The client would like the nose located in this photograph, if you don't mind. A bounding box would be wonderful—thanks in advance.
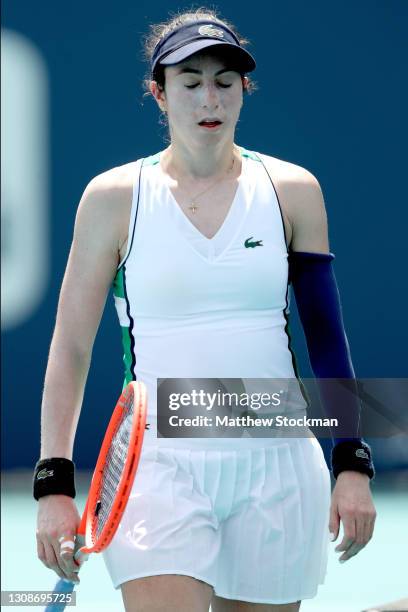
[200,82,220,110]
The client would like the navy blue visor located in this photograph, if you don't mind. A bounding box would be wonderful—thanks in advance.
[151,20,256,77]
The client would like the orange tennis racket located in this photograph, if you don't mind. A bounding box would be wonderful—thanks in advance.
[45,381,147,611]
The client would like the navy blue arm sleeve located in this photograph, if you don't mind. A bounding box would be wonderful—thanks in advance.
[288,250,362,445]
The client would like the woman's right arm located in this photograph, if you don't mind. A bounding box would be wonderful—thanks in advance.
[36,171,130,583]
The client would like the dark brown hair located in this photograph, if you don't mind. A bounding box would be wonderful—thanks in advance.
[142,7,257,96]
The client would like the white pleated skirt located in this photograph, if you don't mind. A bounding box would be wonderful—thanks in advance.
[103,436,332,605]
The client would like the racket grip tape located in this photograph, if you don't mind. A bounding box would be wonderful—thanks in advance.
[43,578,75,612]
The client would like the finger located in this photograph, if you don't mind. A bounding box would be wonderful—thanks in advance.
[338,541,364,562]
[328,505,340,541]
[47,538,77,584]
[58,535,75,565]
[335,515,356,552]
[72,548,89,572]
[43,541,66,580]
[37,539,47,566]
[352,513,375,557]
[71,535,88,572]
[338,513,366,561]
[365,513,376,543]
[355,514,370,552]
[335,536,355,556]
[57,536,80,583]
[355,512,366,545]
[339,510,377,562]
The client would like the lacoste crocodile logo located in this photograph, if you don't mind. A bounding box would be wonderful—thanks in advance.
[198,25,224,38]
[36,468,54,480]
[244,237,263,248]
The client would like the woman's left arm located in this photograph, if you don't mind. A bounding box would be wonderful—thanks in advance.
[277,165,377,563]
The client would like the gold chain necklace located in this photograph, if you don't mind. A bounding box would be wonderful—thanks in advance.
[165,153,236,214]
[187,156,235,214]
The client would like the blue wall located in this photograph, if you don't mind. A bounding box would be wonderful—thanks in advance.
[2,1,407,468]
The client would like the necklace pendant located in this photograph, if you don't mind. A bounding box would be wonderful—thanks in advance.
[189,203,198,213]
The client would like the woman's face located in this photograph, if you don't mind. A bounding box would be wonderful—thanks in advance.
[151,51,247,147]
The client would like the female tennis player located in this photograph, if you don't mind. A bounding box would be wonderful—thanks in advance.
[35,8,377,612]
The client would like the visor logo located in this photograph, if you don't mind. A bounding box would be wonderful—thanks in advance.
[198,25,224,39]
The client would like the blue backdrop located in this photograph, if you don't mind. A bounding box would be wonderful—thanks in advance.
[2,1,407,468]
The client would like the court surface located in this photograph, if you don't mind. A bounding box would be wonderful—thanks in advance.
[2,470,407,612]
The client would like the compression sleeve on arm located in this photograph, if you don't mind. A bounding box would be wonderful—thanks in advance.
[288,250,362,446]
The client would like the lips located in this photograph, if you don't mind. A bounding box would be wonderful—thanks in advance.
[198,120,222,129]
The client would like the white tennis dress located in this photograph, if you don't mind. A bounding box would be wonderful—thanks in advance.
[103,147,332,604]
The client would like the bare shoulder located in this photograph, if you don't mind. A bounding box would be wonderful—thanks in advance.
[258,153,323,204]
[75,161,138,245]
[258,153,329,252]
[83,161,138,208]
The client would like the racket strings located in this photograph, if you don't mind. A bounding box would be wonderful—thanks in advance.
[93,392,135,540]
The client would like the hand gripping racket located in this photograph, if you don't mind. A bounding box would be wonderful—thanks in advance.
[45,381,147,611]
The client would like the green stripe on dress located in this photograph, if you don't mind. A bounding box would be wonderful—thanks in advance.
[121,325,134,387]
[240,147,261,162]
[143,152,161,166]
[113,268,134,386]
[113,267,125,298]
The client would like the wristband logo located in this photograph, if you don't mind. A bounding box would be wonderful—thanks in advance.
[355,449,369,459]
[36,468,54,480]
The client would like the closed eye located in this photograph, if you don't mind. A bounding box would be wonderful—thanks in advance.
[184,82,233,89]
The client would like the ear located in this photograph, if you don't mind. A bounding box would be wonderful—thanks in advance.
[241,76,249,91]
[150,80,167,112]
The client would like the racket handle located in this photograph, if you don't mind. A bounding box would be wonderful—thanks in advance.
[44,577,75,612]
[44,535,89,611]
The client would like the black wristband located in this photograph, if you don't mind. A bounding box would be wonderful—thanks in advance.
[331,439,375,480]
[33,458,76,501]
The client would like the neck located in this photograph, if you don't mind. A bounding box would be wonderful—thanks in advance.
[162,138,240,181]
